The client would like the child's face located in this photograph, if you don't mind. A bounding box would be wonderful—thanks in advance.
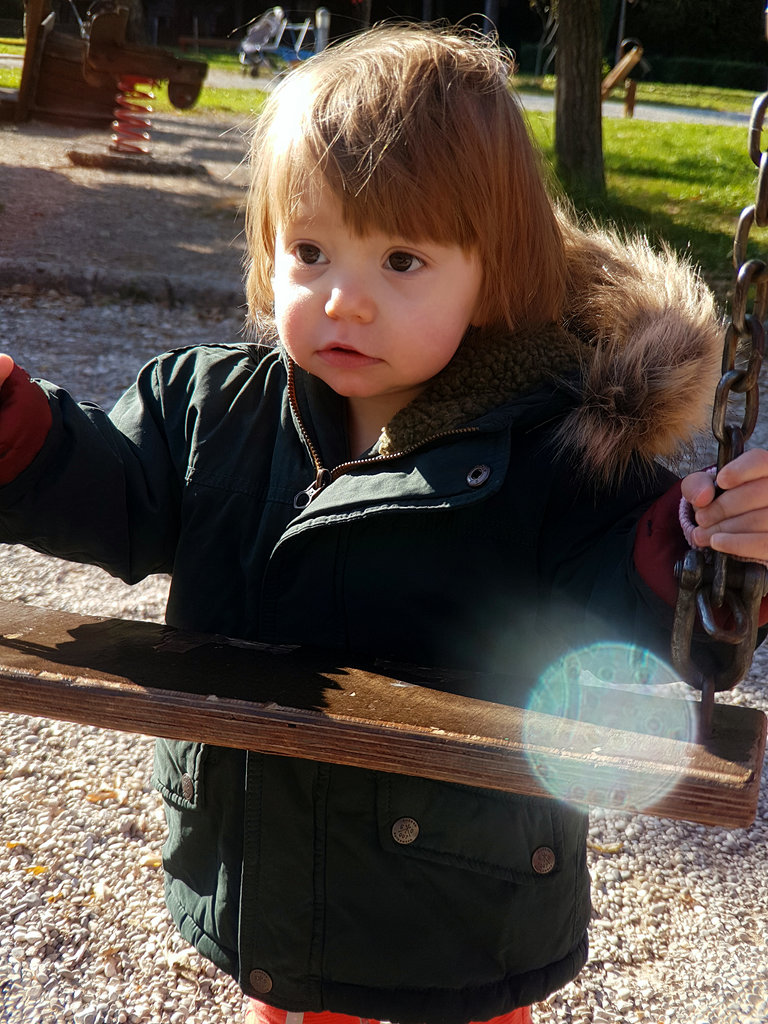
[271,187,483,435]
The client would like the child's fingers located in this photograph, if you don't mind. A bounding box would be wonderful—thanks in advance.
[0,354,15,388]
[692,476,768,529]
[703,530,768,564]
[680,470,716,509]
[714,448,768,490]
[691,505,768,546]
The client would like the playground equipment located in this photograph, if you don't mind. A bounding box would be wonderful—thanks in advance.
[238,6,330,75]
[0,0,206,127]
[0,600,763,829]
[601,37,644,117]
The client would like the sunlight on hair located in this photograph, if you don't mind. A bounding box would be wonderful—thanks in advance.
[523,644,698,813]
[266,72,313,160]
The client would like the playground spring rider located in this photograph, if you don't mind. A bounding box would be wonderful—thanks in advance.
[110,74,156,154]
[80,0,206,156]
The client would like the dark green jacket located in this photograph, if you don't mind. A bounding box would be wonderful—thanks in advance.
[0,320,709,1023]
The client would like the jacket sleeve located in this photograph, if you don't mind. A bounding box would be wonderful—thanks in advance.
[537,453,677,656]
[538,451,766,684]
[0,366,53,484]
[0,358,182,584]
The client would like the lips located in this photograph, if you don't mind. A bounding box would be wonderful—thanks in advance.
[317,344,381,369]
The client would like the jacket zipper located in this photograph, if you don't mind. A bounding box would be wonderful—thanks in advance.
[287,359,479,509]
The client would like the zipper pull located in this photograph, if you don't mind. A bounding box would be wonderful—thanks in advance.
[293,467,332,509]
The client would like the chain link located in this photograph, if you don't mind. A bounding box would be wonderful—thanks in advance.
[671,93,768,735]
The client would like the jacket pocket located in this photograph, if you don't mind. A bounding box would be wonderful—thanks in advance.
[152,739,208,810]
[377,773,567,883]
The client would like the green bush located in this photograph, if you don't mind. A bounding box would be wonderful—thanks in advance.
[642,56,767,92]
[512,42,539,75]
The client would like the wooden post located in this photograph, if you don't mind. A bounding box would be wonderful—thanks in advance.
[624,79,637,118]
[15,0,53,121]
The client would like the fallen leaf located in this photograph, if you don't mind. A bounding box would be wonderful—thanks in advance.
[85,789,119,803]
[587,840,624,855]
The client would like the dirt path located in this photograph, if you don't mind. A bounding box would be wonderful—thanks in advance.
[1,110,252,305]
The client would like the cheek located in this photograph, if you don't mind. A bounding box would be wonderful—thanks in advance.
[271,270,295,324]
[272,286,315,349]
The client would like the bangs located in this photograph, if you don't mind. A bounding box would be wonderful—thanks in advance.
[266,142,477,249]
[255,55,492,248]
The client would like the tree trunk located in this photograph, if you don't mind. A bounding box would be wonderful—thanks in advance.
[554,0,605,198]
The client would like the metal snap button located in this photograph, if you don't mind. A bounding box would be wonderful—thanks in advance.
[467,464,491,487]
[181,773,194,802]
[392,816,420,845]
[249,969,273,993]
[531,846,556,875]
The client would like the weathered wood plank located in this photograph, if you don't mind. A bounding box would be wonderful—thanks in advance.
[0,600,763,828]
[16,0,53,121]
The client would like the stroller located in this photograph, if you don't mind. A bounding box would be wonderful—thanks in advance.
[238,7,315,75]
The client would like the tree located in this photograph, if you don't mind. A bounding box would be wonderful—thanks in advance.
[554,0,605,198]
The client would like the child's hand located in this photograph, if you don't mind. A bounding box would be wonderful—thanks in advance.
[681,449,768,563]
[0,354,15,389]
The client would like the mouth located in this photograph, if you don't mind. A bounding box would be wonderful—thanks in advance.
[317,344,381,368]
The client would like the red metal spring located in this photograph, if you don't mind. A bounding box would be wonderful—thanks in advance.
[110,76,157,155]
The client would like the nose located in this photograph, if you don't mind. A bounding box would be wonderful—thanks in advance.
[324,276,376,323]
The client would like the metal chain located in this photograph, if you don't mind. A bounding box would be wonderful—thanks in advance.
[670,92,768,739]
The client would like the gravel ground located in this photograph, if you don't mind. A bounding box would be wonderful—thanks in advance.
[1,290,768,1024]
[0,294,246,1024]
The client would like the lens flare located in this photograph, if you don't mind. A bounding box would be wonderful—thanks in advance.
[522,643,698,813]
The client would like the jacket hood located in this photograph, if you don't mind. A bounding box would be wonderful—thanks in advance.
[381,225,723,485]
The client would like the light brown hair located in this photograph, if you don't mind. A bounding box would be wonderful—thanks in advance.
[245,23,567,332]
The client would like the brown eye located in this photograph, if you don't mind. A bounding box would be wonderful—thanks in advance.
[296,244,323,264]
[387,251,420,272]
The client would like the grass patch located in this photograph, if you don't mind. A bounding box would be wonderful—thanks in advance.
[152,80,266,118]
[0,66,20,88]
[528,111,753,303]
[632,81,755,116]
[169,46,243,71]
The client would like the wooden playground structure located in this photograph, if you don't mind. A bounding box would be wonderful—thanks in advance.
[0,0,206,126]
[601,38,644,117]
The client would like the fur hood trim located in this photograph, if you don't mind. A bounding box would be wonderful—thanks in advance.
[380,226,723,486]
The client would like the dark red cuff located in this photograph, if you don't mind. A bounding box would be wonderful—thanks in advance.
[0,365,52,485]
[634,480,768,627]
[633,481,687,608]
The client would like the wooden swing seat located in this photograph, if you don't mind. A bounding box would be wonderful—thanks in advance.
[0,599,763,829]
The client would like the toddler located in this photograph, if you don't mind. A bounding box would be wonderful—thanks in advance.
[1,23,767,1024]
